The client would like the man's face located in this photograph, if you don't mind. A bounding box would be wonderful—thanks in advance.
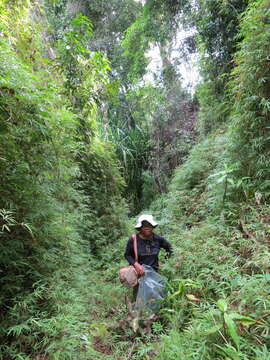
[140,221,153,236]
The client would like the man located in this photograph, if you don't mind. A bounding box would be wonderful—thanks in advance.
[124,214,172,276]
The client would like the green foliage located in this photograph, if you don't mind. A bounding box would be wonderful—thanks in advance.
[227,0,270,198]
[150,200,270,359]
[196,78,231,135]
[0,1,128,358]
[120,0,198,203]
[141,170,158,207]
[121,0,190,82]
[106,121,151,213]
[0,30,92,358]
[147,63,270,357]
[2,0,270,359]
[83,0,142,73]
[78,138,127,255]
[121,13,151,82]
[196,0,249,71]
[53,11,128,252]
[195,0,249,134]
[56,13,111,116]
[169,134,225,194]
[0,0,44,66]
[149,81,198,193]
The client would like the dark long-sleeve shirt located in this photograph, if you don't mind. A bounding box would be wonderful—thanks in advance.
[124,233,172,270]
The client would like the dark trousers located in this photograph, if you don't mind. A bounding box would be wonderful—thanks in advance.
[133,284,139,302]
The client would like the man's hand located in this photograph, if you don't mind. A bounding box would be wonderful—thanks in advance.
[133,262,145,276]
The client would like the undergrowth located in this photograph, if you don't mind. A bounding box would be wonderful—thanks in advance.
[94,132,270,359]
[144,131,270,359]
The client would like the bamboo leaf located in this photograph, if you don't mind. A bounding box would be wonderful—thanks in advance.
[203,323,222,336]
[224,313,240,350]
[217,299,228,312]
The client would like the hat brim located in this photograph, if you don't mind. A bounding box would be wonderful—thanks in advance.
[134,221,158,229]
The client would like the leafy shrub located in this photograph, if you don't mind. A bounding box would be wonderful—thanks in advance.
[0,2,128,359]
[227,0,270,199]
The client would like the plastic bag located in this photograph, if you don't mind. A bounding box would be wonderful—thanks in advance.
[135,265,167,313]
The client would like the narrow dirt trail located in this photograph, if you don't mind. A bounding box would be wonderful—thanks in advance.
[85,271,162,359]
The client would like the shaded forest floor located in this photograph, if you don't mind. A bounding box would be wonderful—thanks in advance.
[83,271,163,360]
[86,158,270,359]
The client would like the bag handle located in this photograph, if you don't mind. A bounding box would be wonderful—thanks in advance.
[131,234,138,263]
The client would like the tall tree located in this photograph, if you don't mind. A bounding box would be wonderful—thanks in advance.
[122,0,198,192]
[195,0,249,133]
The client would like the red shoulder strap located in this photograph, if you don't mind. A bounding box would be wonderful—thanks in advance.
[131,234,138,262]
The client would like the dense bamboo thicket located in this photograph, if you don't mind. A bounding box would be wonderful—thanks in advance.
[0,1,127,358]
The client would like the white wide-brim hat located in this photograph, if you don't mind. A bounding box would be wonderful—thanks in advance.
[135,214,158,229]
